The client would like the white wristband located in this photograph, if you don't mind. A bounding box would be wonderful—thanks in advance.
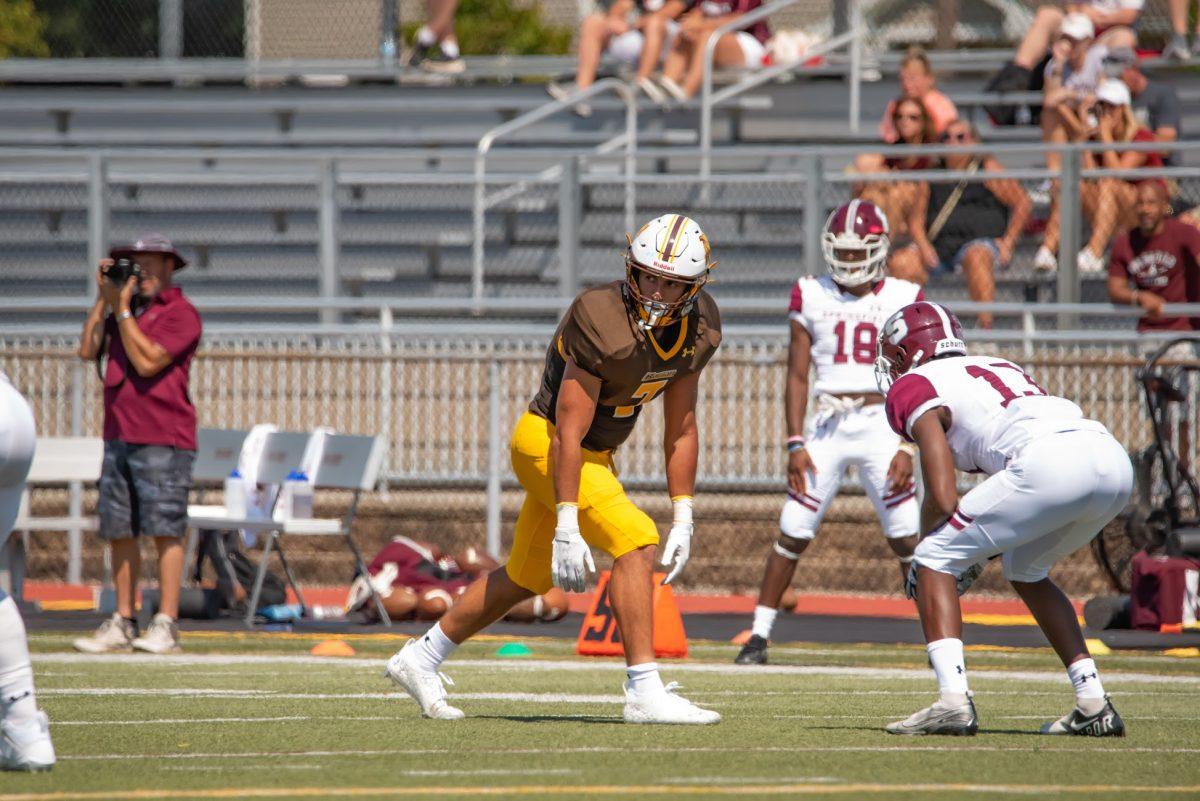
[897,441,916,456]
[555,502,579,529]
[671,496,694,526]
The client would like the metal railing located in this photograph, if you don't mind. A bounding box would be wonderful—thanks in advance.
[4,319,1197,574]
[699,0,863,184]
[473,77,637,308]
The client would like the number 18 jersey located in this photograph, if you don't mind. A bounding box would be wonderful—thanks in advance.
[885,355,1109,476]
[789,275,924,395]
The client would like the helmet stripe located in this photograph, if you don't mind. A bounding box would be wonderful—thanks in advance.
[929,302,955,339]
[843,199,860,235]
[660,214,687,262]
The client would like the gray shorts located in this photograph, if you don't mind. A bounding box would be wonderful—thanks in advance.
[99,441,195,540]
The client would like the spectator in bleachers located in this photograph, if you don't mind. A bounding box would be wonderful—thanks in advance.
[1165,0,1200,59]
[851,96,939,241]
[549,0,694,114]
[1108,179,1200,330]
[878,47,958,142]
[1106,47,1182,163]
[983,1,1141,114]
[656,0,769,100]
[1040,79,1164,273]
[407,0,463,74]
[1041,13,1108,175]
[888,120,1032,330]
[73,235,201,656]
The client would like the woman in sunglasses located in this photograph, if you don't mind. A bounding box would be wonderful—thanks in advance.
[888,120,1032,330]
[851,96,939,240]
[1040,79,1165,274]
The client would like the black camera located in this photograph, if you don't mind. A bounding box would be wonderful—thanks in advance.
[104,257,141,285]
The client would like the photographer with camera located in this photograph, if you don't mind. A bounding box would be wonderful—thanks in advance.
[74,234,202,655]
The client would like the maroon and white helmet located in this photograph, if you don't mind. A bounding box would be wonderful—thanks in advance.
[821,199,890,287]
[875,301,967,391]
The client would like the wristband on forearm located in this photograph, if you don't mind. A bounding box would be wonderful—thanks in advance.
[786,434,806,453]
[555,502,579,530]
[897,441,916,456]
[1130,288,1140,307]
[670,495,694,526]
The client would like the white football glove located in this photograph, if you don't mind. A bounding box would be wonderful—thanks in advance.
[904,561,984,600]
[660,497,694,585]
[551,503,595,593]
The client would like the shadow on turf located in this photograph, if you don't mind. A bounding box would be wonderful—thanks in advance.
[474,714,624,724]
[808,725,1044,737]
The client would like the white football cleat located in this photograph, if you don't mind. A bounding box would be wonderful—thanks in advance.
[383,639,464,720]
[885,693,978,736]
[1,711,55,772]
[623,681,721,725]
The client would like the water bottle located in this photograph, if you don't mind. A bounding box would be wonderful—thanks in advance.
[259,603,302,622]
[281,470,313,519]
[224,468,246,518]
[310,605,344,620]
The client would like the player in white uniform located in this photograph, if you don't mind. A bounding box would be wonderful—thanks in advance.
[877,301,1130,737]
[735,200,923,665]
[0,372,55,770]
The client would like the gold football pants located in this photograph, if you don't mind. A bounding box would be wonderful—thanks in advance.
[505,412,659,594]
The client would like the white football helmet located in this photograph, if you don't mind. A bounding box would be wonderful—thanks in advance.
[821,199,890,287]
[624,213,715,329]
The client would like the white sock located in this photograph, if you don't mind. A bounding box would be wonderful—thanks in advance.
[416,26,436,46]
[626,662,665,696]
[927,637,969,698]
[750,605,777,640]
[1068,657,1105,701]
[411,622,456,673]
[0,595,38,726]
[440,38,460,59]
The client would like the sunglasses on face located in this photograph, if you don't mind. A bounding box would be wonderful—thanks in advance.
[940,131,969,142]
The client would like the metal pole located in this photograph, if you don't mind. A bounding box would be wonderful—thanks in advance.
[1057,149,1081,329]
[159,0,183,60]
[472,153,487,311]
[318,159,338,327]
[558,157,581,300]
[380,0,398,68]
[87,154,108,275]
[803,153,823,275]
[377,305,393,499]
[68,361,84,585]
[624,93,637,235]
[848,0,862,134]
[485,360,502,558]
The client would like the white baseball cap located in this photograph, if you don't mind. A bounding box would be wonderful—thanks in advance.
[1059,12,1095,41]
[1095,79,1132,107]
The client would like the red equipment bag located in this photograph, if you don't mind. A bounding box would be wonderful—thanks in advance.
[1130,551,1200,630]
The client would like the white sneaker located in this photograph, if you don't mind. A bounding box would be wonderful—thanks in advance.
[623,681,721,725]
[655,75,690,102]
[72,613,135,654]
[885,693,978,736]
[1,711,55,772]
[636,75,669,107]
[384,639,464,720]
[546,81,591,118]
[1033,245,1057,273]
[1077,248,1106,274]
[131,613,181,654]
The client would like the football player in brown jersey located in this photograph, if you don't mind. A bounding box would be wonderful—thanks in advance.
[386,213,722,724]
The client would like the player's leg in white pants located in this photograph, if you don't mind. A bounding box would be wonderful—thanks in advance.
[0,378,54,771]
[854,407,920,585]
[747,424,850,643]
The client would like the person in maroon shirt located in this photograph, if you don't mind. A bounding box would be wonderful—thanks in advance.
[74,234,201,656]
[1107,180,1200,334]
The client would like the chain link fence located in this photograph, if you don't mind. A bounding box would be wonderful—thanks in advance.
[4,331,1192,595]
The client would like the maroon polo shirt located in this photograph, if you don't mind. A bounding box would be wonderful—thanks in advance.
[103,286,202,450]
[1108,218,1200,333]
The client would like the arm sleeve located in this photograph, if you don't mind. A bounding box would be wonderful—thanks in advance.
[558,300,606,377]
[149,304,202,362]
[885,373,943,442]
[1107,234,1131,280]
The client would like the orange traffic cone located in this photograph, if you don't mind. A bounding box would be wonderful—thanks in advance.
[576,570,688,658]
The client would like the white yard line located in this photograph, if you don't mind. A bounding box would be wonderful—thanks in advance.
[30,653,1200,686]
[57,744,1200,763]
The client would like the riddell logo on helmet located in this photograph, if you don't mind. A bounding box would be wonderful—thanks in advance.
[652,260,677,272]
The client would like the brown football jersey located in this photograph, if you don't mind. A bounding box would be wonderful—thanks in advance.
[529,280,722,452]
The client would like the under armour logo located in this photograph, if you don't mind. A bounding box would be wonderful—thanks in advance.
[3,690,31,704]
[1083,672,1098,681]
[955,665,964,674]
[681,346,696,358]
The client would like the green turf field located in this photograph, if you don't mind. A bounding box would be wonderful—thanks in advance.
[6,632,1200,799]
